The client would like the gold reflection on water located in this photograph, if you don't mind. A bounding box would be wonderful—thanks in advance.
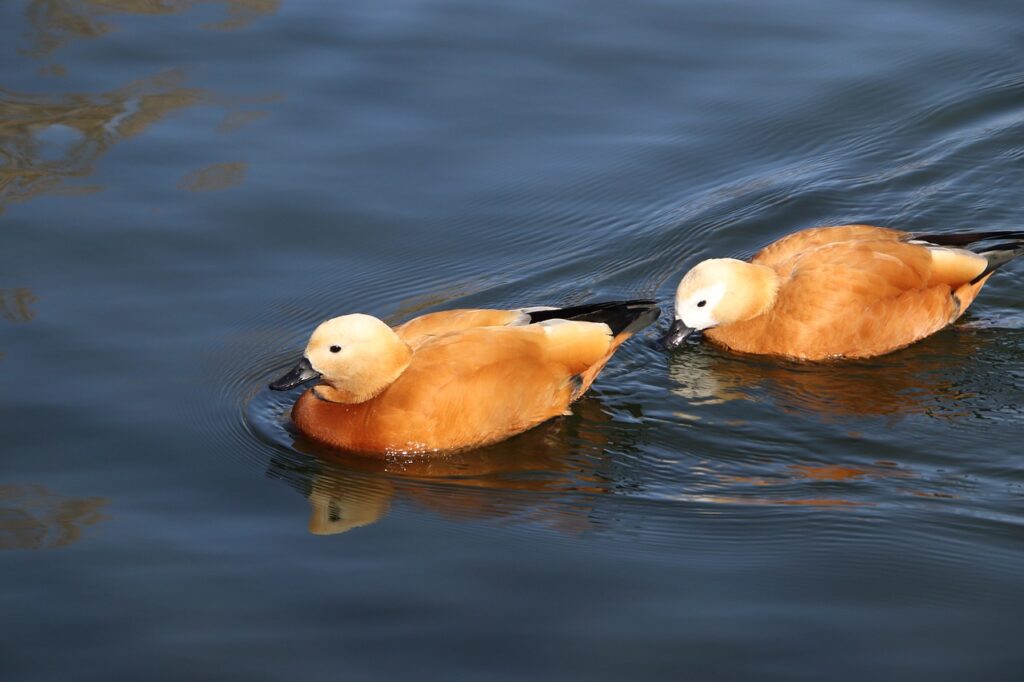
[307,474,392,536]
[668,330,986,420]
[0,71,203,212]
[0,288,38,323]
[688,494,861,508]
[302,467,600,537]
[283,397,624,535]
[22,0,280,58]
[0,484,108,550]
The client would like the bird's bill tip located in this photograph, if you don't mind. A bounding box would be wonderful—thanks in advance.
[269,357,322,390]
[660,319,696,350]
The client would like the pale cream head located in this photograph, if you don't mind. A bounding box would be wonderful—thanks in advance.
[673,258,780,330]
[304,314,412,403]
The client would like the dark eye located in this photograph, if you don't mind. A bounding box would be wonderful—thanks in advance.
[329,345,341,353]
[697,300,707,308]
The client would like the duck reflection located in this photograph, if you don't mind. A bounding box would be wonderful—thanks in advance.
[0,288,38,324]
[694,461,921,507]
[0,71,204,212]
[0,484,107,550]
[668,327,990,420]
[266,396,642,535]
[22,0,280,58]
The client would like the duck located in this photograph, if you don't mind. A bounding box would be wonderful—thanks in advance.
[269,300,659,456]
[662,224,1024,360]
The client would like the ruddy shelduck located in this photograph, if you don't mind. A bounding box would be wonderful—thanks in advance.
[270,300,659,456]
[663,225,1024,360]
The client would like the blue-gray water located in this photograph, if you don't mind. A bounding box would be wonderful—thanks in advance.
[3,1,1024,679]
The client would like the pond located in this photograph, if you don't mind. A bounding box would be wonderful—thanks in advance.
[2,0,1023,678]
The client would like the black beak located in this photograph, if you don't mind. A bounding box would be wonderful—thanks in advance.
[269,357,321,391]
[660,319,696,350]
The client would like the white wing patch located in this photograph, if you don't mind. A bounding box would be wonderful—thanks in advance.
[539,318,613,335]
[510,306,559,326]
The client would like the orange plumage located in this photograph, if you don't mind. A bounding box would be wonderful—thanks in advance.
[665,225,1024,360]
[271,301,659,456]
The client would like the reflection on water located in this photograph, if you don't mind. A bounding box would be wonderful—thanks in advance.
[293,395,621,489]
[0,71,202,211]
[0,70,274,212]
[0,287,37,323]
[306,472,391,535]
[21,0,280,58]
[254,382,950,531]
[4,0,282,211]
[0,484,107,550]
[260,396,631,535]
[667,328,991,420]
[697,461,920,508]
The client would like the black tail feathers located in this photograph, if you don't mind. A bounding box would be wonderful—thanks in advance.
[971,242,1024,283]
[909,229,1024,248]
[526,299,661,336]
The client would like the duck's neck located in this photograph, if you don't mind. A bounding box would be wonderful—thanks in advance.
[742,263,780,320]
[715,261,780,324]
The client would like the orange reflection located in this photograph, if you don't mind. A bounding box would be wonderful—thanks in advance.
[789,464,870,481]
[0,484,108,549]
[278,396,632,535]
[668,329,987,420]
[0,70,273,211]
[0,71,202,212]
[0,288,38,323]
[21,0,280,58]
[690,495,861,507]
[695,458,937,508]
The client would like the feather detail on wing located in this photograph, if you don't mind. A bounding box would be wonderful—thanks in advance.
[394,309,526,348]
[752,225,906,269]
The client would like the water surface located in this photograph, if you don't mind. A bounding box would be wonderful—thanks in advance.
[3,1,1024,679]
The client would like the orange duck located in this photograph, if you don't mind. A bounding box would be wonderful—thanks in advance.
[662,225,1024,360]
[270,300,659,456]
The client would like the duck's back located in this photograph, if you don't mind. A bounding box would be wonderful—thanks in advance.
[394,308,526,349]
[751,225,905,270]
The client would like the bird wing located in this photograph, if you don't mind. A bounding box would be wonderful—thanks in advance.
[769,239,958,358]
[370,322,613,450]
[393,308,529,348]
[752,224,906,271]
